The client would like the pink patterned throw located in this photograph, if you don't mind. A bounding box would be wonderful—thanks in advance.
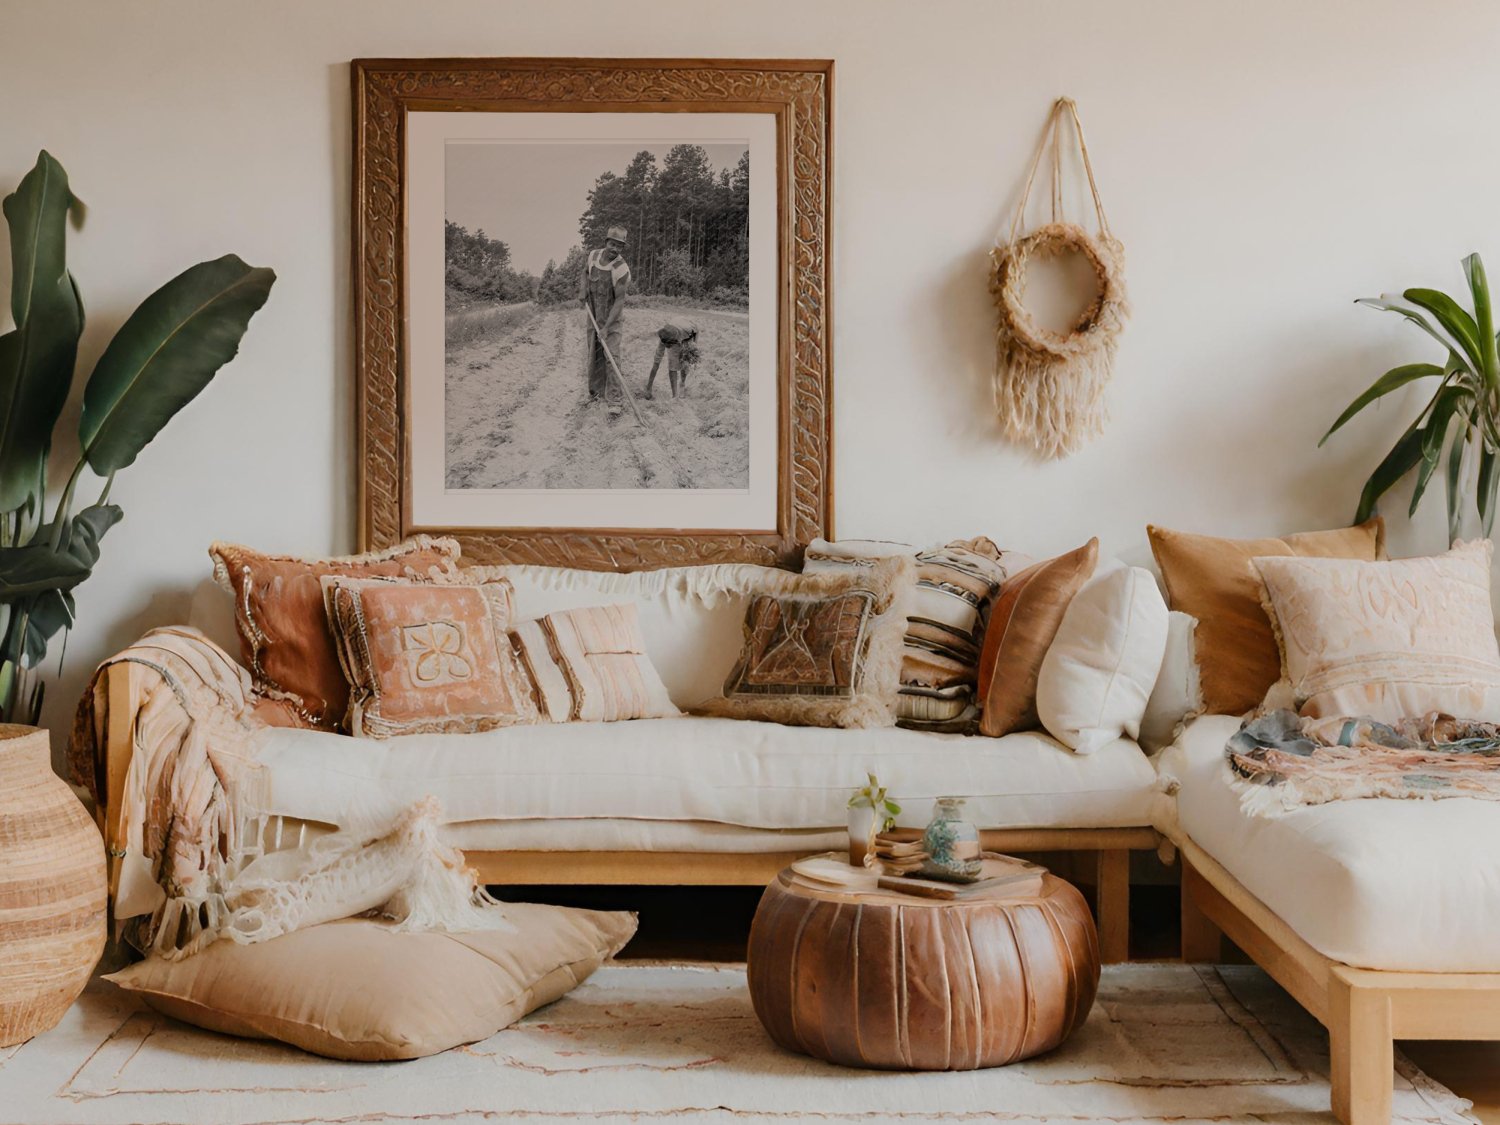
[1226,709,1500,816]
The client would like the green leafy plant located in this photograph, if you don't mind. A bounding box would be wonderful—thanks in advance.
[1323,253,1500,543]
[847,772,901,832]
[0,151,274,724]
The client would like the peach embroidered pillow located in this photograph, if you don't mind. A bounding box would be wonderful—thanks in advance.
[1254,540,1500,722]
[510,603,679,723]
[323,575,539,738]
[210,537,461,729]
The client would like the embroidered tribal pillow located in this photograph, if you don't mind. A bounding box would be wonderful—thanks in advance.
[803,538,1023,731]
[322,574,539,738]
[211,537,461,730]
[702,555,915,729]
[1147,518,1385,716]
[510,603,679,723]
[1254,539,1500,723]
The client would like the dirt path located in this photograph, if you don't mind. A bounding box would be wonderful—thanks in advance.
[445,303,749,491]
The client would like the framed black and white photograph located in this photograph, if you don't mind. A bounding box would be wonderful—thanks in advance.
[353,58,833,569]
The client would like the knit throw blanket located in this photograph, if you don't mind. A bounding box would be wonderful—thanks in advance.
[1226,708,1500,816]
[70,627,510,960]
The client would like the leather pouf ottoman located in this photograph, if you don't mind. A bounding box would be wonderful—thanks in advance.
[747,866,1099,1070]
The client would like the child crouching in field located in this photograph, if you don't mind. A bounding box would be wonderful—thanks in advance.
[645,321,700,400]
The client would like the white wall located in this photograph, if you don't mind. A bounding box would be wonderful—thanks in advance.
[2,0,1497,746]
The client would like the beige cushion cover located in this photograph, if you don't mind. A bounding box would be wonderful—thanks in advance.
[1255,539,1500,722]
[977,539,1099,737]
[1147,519,1385,716]
[105,904,637,1061]
[510,603,679,723]
[323,575,539,738]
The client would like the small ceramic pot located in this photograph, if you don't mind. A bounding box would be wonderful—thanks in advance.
[921,796,983,882]
[847,805,878,867]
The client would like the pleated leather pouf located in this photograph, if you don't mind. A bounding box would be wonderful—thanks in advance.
[748,868,1100,1070]
[0,724,106,1046]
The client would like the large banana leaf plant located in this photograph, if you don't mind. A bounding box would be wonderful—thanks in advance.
[0,151,274,725]
[1323,253,1500,545]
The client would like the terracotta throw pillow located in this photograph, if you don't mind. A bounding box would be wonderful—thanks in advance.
[1147,518,1385,716]
[977,539,1099,738]
[700,555,915,729]
[104,904,637,1061]
[510,603,679,723]
[1255,540,1500,722]
[322,575,539,738]
[210,537,461,729]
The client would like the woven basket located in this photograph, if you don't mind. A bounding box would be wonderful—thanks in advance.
[0,724,106,1046]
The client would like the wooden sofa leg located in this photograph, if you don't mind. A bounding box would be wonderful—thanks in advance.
[1328,968,1393,1125]
[1179,858,1224,963]
[1094,848,1129,964]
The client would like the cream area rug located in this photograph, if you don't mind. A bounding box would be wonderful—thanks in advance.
[0,963,1474,1124]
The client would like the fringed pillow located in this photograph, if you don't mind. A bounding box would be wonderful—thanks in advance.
[210,537,461,730]
[322,574,539,738]
[699,555,916,729]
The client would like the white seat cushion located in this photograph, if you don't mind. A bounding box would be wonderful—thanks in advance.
[1158,714,1500,972]
[249,717,1158,834]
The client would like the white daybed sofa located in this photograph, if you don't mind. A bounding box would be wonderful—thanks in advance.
[96,562,1163,963]
[1159,714,1500,1125]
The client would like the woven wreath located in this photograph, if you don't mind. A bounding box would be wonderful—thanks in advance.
[991,100,1130,460]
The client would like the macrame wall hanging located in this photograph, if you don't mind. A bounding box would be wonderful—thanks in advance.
[990,97,1129,460]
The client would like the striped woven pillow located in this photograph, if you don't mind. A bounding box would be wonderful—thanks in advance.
[803,538,1026,732]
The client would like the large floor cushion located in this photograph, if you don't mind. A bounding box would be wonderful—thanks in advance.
[1158,715,1500,972]
[249,717,1159,834]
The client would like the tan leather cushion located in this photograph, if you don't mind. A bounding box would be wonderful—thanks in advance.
[105,904,637,1061]
[977,539,1099,737]
[210,537,461,730]
[323,575,540,737]
[1147,518,1385,716]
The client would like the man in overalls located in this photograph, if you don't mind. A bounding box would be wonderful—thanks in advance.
[579,226,631,416]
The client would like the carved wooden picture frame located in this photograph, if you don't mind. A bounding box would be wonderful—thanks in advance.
[352,58,832,569]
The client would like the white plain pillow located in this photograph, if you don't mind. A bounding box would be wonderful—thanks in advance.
[1138,611,1202,752]
[1036,564,1169,754]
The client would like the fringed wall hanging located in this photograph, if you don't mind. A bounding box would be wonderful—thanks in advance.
[990,97,1129,460]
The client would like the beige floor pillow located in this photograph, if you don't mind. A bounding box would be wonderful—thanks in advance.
[105,903,636,1061]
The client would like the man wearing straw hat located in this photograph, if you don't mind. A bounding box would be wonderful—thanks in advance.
[579,225,632,417]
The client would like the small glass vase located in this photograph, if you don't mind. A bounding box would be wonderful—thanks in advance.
[921,797,983,882]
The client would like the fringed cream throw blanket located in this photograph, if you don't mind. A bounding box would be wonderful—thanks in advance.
[1226,708,1500,816]
[70,627,510,960]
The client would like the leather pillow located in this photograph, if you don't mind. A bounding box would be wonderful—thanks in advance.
[977,539,1099,738]
[1147,518,1385,716]
[323,574,540,738]
[210,537,461,730]
[104,904,637,1061]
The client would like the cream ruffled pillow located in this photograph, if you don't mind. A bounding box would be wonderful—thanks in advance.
[1254,540,1500,722]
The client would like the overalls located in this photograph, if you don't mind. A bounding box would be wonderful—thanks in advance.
[584,260,623,405]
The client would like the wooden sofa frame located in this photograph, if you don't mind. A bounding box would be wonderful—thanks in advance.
[99,661,1156,963]
[1179,835,1500,1125]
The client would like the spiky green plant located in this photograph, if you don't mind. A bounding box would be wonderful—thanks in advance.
[1323,253,1500,544]
[0,151,274,724]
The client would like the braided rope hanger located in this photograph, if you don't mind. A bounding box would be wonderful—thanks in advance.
[990,97,1129,461]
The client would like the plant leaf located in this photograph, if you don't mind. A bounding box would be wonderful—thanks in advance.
[1481,447,1500,536]
[1320,363,1443,445]
[0,542,91,598]
[1410,387,1469,517]
[1462,253,1499,389]
[0,151,84,512]
[1358,295,1474,370]
[1446,414,1470,544]
[1404,287,1484,372]
[79,254,274,474]
[1355,421,1426,524]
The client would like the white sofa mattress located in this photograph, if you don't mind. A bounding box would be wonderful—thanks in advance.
[1158,715,1500,972]
[250,716,1157,834]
